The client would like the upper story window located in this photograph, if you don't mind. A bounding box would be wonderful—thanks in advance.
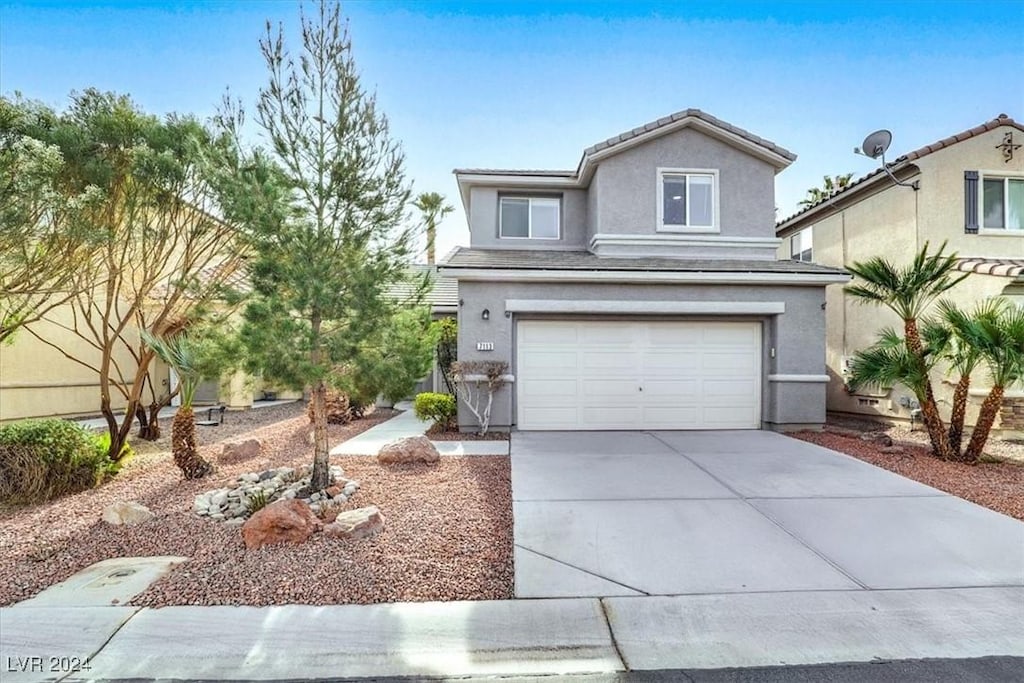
[499,196,561,239]
[657,168,717,232]
[791,226,813,262]
[982,176,1024,231]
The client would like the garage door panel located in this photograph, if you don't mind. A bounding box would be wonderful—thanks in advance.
[517,320,761,430]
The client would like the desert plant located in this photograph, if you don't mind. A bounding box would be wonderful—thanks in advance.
[245,488,269,516]
[451,361,510,435]
[0,419,114,503]
[307,388,353,425]
[414,392,457,430]
[142,330,215,479]
[845,242,969,459]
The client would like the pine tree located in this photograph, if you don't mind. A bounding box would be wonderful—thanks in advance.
[218,0,425,490]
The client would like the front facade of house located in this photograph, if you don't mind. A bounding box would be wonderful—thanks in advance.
[776,114,1024,434]
[440,109,849,432]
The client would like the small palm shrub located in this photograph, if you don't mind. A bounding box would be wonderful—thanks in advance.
[245,489,270,516]
[414,392,457,431]
[0,419,116,503]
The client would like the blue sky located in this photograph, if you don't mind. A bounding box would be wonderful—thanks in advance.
[2,1,1022,260]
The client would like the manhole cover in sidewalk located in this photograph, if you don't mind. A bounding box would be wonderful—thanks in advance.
[12,556,188,607]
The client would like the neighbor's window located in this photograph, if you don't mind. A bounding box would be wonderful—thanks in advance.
[982,176,1024,231]
[791,226,813,262]
[499,197,560,239]
[658,170,716,231]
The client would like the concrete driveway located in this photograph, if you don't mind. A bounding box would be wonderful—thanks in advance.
[512,430,1024,598]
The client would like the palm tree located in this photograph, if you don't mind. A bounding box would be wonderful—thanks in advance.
[845,242,969,459]
[412,192,454,265]
[798,173,854,207]
[142,331,214,479]
[847,328,937,403]
[949,301,1024,462]
[927,301,989,456]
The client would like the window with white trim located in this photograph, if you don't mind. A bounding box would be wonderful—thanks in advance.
[499,196,560,239]
[790,226,813,262]
[657,170,716,231]
[982,176,1024,231]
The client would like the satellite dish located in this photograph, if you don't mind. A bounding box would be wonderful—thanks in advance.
[852,128,918,191]
[854,129,892,159]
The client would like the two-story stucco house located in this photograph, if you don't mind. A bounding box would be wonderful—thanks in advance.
[439,109,849,433]
[776,114,1024,434]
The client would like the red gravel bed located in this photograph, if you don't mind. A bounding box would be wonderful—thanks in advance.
[426,423,509,441]
[792,431,1024,521]
[0,411,513,606]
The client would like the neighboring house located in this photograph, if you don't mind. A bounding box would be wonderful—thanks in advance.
[440,109,849,432]
[776,114,1024,433]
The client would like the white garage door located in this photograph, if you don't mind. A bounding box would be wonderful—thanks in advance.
[516,320,761,430]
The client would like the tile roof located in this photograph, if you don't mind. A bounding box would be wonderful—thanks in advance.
[386,264,459,310]
[453,109,795,181]
[581,108,796,163]
[778,114,1023,229]
[953,257,1024,279]
[439,247,846,275]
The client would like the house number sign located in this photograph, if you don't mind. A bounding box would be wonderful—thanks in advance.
[476,342,495,351]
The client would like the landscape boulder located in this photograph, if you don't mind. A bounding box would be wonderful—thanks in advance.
[323,506,385,540]
[377,436,440,465]
[241,499,321,550]
[860,432,894,447]
[220,439,263,464]
[102,502,155,526]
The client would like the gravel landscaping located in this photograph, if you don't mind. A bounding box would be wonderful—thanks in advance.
[0,408,513,607]
[792,429,1024,521]
[426,423,510,441]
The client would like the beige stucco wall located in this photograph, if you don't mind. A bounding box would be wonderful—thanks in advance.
[0,301,168,423]
[778,124,1024,428]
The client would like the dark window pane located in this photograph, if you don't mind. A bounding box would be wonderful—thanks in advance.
[500,198,529,237]
[983,178,1005,229]
[663,177,686,225]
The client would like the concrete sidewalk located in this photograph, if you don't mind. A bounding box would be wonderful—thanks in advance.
[2,588,1021,682]
[331,404,509,456]
[74,399,298,431]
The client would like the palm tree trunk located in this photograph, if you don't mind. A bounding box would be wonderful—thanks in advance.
[904,319,954,460]
[964,385,1004,463]
[948,374,971,459]
[172,407,212,479]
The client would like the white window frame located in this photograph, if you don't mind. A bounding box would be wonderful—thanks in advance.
[498,196,562,240]
[790,226,813,262]
[656,167,720,234]
[979,171,1024,235]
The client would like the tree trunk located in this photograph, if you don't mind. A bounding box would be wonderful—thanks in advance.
[172,406,212,479]
[948,374,971,459]
[964,385,1004,464]
[135,403,163,441]
[426,224,435,265]
[309,379,330,490]
[904,319,953,460]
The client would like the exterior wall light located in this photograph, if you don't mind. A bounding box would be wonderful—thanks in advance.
[481,308,490,320]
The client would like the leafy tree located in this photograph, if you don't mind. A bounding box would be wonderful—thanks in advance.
[799,173,854,207]
[0,96,101,343]
[7,90,245,460]
[142,328,235,479]
[845,243,968,460]
[412,191,453,264]
[217,0,426,490]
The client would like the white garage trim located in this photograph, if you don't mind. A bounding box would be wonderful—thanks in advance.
[768,374,830,383]
[445,268,851,286]
[516,320,762,431]
[505,299,786,315]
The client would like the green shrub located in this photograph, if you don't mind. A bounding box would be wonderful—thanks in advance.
[0,419,116,503]
[414,392,457,430]
[91,432,134,472]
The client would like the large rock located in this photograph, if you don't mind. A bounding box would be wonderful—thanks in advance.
[323,506,385,540]
[377,436,440,465]
[102,502,154,526]
[241,499,321,550]
[220,439,262,464]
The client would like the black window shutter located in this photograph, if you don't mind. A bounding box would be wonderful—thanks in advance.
[964,170,979,233]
